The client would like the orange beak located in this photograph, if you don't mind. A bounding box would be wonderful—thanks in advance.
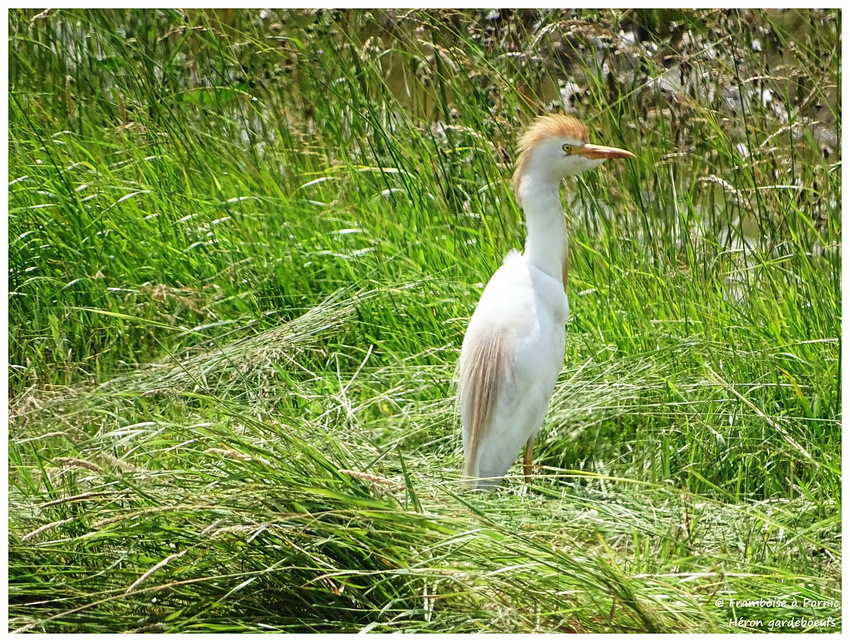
[576,143,636,160]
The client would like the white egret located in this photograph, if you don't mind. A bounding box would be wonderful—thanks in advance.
[460,114,634,490]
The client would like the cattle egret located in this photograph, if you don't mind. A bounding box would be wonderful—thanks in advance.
[460,114,634,490]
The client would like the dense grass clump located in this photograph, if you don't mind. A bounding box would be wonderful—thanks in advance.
[9,8,840,633]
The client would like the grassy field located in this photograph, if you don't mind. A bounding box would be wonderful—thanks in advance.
[8,8,841,633]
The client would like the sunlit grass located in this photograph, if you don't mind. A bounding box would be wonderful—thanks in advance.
[8,8,840,633]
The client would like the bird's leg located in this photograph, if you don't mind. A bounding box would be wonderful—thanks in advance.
[523,437,534,484]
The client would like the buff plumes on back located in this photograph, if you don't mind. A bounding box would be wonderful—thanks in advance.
[459,330,507,484]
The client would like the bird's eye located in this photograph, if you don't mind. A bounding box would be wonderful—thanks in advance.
[562,144,572,154]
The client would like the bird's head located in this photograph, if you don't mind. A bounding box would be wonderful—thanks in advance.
[511,114,635,194]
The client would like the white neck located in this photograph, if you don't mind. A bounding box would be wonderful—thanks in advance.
[514,173,568,286]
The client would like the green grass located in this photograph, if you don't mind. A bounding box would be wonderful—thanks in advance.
[8,8,841,633]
